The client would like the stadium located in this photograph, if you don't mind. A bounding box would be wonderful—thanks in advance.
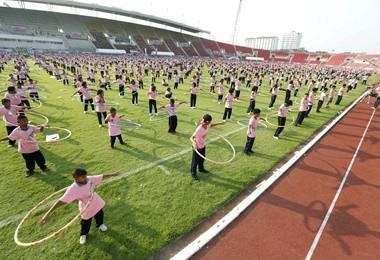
[0,0,379,259]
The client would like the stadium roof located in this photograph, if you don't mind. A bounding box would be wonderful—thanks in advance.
[8,0,209,34]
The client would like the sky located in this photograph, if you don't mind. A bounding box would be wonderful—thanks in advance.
[2,0,380,53]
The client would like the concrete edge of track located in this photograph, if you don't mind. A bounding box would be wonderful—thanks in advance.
[170,93,366,260]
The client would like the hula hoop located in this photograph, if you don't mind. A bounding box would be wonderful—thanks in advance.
[76,95,119,107]
[14,188,94,247]
[30,99,42,109]
[236,119,268,130]
[34,127,72,143]
[26,111,49,126]
[117,119,141,129]
[193,132,235,164]
[149,111,168,122]
[264,111,295,127]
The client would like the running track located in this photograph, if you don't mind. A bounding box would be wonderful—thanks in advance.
[192,102,380,259]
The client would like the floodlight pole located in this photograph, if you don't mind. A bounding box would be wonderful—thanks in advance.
[231,0,242,45]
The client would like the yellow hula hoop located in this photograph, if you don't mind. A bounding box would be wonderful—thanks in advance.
[14,187,94,247]
[264,111,295,128]
[193,133,236,164]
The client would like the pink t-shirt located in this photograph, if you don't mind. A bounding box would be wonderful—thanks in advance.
[217,83,224,95]
[278,104,289,117]
[190,86,198,95]
[165,104,178,116]
[105,114,122,136]
[59,175,105,220]
[192,124,210,149]
[225,93,234,108]
[4,92,22,105]
[250,91,257,100]
[235,81,242,91]
[129,84,139,92]
[148,91,158,100]
[95,96,106,112]
[299,97,308,111]
[308,92,316,105]
[338,87,345,96]
[8,125,41,153]
[247,116,259,138]
[0,105,23,126]
[78,87,92,100]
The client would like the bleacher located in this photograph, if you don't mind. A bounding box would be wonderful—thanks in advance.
[290,53,309,64]
[235,45,253,57]
[216,41,236,56]
[201,38,223,57]
[171,32,199,57]
[271,51,290,62]
[253,49,271,60]
[324,54,355,66]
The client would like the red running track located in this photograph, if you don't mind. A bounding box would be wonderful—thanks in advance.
[192,102,380,259]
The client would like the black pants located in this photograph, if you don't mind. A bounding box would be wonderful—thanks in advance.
[20,99,31,108]
[210,85,215,92]
[174,82,178,89]
[274,116,286,137]
[119,85,125,96]
[63,79,69,85]
[223,107,232,120]
[97,112,107,125]
[110,134,124,147]
[294,111,307,126]
[191,147,205,177]
[246,100,255,113]
[285,89,291,101]
[316,100,324,112]
[6,126,17,145]
[21,150,47,171]
[84,98,95,111]
[138,80,144,89]
[335,95,343,105]
[132,92,138,104]
[168,115,177,133]
[234,90,240,99]
[80,209,104,236]
[294,89,299,97]
[268,94,277,108]
[149,99,157,114]
[190,94,197,107]
[244,136,255,153]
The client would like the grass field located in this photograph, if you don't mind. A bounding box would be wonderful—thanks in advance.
[0,59,378,259]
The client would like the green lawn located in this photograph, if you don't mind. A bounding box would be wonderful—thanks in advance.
[0,59,378,259]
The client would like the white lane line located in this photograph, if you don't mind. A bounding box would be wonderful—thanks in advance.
[158,165,171,175]
[0,126,244,228]
[305,109,376,260]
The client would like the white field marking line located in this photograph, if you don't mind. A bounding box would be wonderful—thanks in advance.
[170,93,367,260]
[0,126,245,228]
[158,165,171,175]
[305,108,376,260]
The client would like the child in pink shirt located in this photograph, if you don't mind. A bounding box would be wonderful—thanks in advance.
[190,114,224,180]
[0,98,25,147]
[217,79,225,104]
[244,108,261,155]
[71,81,96,114]
[105,107,125,149]
[39,168,119,245]
[95,90,107,128]
[294,93,309,126]
[246,87,257,114]
[147,85,158,115]
[223,88,234,121]
[0,114,49,177]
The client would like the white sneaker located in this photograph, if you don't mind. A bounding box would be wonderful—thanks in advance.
[98,224,108,232]
[99,124,102,128]
[79,235,86,244]
[83,111,87,114]
[222,120,226,122]
[273,136,279,140]
[7,144,14,148]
